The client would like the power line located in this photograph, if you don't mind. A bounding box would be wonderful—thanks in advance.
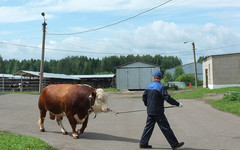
[197,43,240,52]
[0,40,192,55]
[0,41,41,49]
[1,40,240,55]
[46,0,173,36]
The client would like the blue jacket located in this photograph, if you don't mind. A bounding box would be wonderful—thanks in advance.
[143,81,180,115]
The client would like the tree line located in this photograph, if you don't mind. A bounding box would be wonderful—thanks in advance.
[0,54,182,75]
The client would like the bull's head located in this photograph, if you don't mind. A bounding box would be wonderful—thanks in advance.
[92,88,110,113]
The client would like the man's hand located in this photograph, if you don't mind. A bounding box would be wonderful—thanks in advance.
[178,102,183,107]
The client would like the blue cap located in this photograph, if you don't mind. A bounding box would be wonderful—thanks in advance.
[153,71,163,77]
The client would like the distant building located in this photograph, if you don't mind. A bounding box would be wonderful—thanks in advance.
[116,61,160,90]
[0,70,115,92]
[165,62,203,80]
[202,53,240,89]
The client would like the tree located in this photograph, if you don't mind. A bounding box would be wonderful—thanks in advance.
[83,61,90,74]
[5,59,18,74]
[161,56,182,72]
[12,61,21,73]
[197,56,209,63]
[0,54,183,75]
[163,72,173,83]
[174,66,184,80]
[176,74,200,86]
[0,55,5,73]
[21,59,30,71]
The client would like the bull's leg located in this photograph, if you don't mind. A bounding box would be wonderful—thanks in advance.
[66,115,78,139]
[77,115,89,135]
[38,108,47,132]
[56,117,68,135]
[49,112,55,120]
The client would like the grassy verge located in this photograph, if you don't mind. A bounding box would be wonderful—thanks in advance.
[103,88,119,92]
[0,132,56,150]
[171,86,240,99]
[207,93,240,116]
[0,91,40,95]
[170,87,240,116]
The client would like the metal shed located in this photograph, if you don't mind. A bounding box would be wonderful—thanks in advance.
[165,62,203,80]
[116,61,160,90]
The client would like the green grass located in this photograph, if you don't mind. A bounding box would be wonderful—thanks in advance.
[171,86,240,99]
[207,100,240,115]
[0,132,56,150]
[0,91,40,95]
[207,93,240,115]
[103,88,119,92]
[171,87,240,116]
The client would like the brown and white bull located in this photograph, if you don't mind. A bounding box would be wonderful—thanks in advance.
[37,84,110,139]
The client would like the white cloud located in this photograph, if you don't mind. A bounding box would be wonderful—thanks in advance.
[1,0,240,23]
[1,19,240,64]
[181,0,240,8]
[0,40,41,60]
[1,0,240,65]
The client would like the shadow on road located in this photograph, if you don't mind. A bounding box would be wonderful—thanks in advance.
[181,148,214,150]
[152,148,213,150]
[80,132,139,143]
[0,93,8,96]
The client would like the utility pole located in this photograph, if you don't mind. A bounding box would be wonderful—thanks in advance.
[192,42,198,88]
[184,41,198,88]
[39,12,47,93]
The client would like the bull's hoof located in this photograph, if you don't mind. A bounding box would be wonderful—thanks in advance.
[72,134,79,139]
[40,128,45,132]
[62,131,68,135]
[77,129,84,135]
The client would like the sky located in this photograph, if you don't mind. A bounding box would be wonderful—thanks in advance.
[0,0,240,65]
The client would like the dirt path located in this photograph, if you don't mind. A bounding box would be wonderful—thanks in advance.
[0,92,239,150]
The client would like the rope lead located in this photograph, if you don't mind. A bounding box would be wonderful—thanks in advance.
[110,106,176,116]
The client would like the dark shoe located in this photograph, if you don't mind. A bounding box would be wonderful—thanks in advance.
[139,145,152,149]
[172,142,184,150]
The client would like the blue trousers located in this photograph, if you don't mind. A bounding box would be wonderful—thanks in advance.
[140,114,179,148]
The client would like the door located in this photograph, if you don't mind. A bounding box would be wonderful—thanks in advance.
[205,69,208,88]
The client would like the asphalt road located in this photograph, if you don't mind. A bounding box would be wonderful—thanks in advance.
[0,92,240,150]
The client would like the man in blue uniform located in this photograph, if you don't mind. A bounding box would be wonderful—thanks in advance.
[139,71,184,150]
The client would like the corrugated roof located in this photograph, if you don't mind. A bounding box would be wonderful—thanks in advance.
[72,74,115,79]
[15,70,79,80]
[0,74,22,78]
[14,70,115,80]
[116,61,160,69]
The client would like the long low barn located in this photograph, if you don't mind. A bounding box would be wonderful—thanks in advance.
[0,70,115,92]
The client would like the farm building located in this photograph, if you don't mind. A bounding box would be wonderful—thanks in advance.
[116,61,160,90]
[165,62,203,80]
[202,53,240,89]
[0,74,24,91]
[72,74,115,88]
[0,70,115,92]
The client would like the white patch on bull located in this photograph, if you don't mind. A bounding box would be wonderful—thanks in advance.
[56,119,67,135]
[78,84,92,88]
[88,108,93,114]
[37,118,44,131]
[92,88,110,113]
[50,112,66,117]
[72,133,78,139]
[74,114,87,124]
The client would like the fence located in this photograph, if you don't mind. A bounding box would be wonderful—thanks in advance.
[0,74,115,92]
[0,75,47,92]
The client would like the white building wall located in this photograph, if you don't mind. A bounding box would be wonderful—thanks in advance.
[203,53,240,89]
